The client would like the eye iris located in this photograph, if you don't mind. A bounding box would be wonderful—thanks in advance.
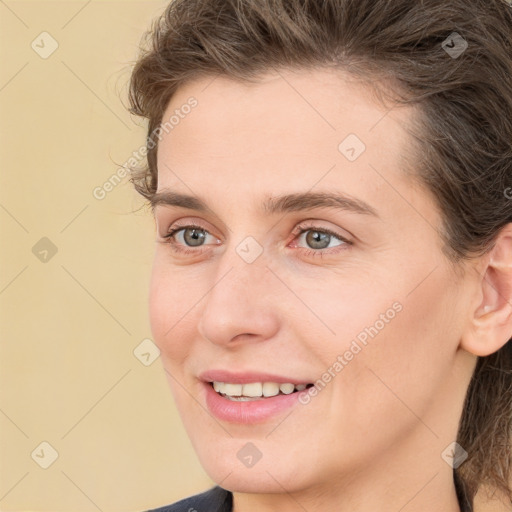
[184,228,206,246]
[306,230,330,249]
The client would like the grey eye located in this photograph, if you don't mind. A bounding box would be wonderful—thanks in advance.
[181,228,207,246]
[305,230,332,249]
[297,229,345,250]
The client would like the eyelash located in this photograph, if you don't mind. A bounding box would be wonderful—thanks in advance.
[159,222,352,258]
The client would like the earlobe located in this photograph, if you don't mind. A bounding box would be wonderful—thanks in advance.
[461,223,512,357]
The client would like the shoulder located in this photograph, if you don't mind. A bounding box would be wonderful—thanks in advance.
[146,486,232,512]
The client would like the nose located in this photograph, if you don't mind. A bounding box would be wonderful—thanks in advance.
[197,248,281,347]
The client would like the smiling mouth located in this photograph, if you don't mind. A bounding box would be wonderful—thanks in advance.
[209,381,315,401]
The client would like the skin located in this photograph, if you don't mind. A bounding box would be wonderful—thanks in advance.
[149,67,512,512]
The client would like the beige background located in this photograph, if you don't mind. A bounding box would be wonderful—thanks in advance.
[0,1,213,511]
[0,1,510,511]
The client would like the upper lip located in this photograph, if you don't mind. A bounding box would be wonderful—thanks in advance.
[199,369,312,385]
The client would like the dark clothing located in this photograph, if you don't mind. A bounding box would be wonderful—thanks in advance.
[147,486,232,512]
[148,478,473,512]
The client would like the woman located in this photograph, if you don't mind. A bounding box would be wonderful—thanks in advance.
[127,0,512,510]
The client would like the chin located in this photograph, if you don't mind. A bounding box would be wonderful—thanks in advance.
[214,471,299,495]
[198,448,309,494]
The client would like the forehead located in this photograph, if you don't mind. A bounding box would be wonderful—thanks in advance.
[155,68,423,224]
[158,67,414,169]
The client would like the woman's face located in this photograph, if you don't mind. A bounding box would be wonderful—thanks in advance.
[150,68,475,497]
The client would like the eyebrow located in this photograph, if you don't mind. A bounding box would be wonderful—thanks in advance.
[150,190,379,218]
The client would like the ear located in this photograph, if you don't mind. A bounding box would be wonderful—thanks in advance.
[461,223,512,357]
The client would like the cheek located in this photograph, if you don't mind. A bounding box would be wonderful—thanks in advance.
[339,270,461,434]
[296,259,459,420]
[284,270,402,364]
[148,257,201,362]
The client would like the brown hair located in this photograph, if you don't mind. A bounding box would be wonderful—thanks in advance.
[127,0,512,507]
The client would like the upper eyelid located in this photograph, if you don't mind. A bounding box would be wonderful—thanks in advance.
[164,221,343,235]
[157,209,354,236]
[294,222,348,236]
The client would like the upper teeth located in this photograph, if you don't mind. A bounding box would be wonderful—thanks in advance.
[213,381,307,397]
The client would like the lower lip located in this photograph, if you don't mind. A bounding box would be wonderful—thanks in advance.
[203,382,307,424]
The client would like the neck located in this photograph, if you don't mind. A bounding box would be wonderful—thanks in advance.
[232,426,463,512]
[233,466,461,512]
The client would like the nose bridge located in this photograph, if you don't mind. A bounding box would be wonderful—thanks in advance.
[197,240,279,345]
